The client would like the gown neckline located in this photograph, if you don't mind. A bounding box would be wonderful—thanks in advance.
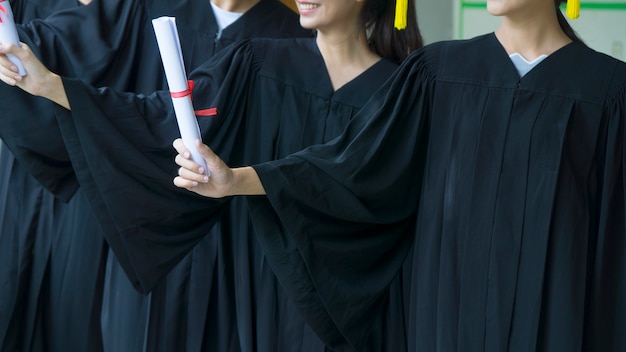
[488,32,576,80]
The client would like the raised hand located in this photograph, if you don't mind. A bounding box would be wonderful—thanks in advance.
[0,41,69,108]
[173,138,266,198]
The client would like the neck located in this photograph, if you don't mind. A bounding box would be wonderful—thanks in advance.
[315,27,380,91]
[317,28,376,65]
[495,7,571,60]
[211,0,260,13]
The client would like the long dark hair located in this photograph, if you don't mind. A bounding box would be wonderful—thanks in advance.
[554,0,584,44]
[362,0,423,64]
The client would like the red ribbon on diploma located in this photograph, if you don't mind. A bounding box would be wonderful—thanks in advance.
[170,80,218,117]
[170,79,194,99]
[0,1,8,24]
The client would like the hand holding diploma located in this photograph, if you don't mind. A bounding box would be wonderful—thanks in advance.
[0,40,69,109]
[173,138,266,198]
[0,0,26,75]
[152,17,209,175]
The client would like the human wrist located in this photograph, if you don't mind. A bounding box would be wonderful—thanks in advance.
[41,73,70,109]
[231,167,265,196]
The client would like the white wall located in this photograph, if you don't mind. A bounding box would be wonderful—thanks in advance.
[415,0,455,44]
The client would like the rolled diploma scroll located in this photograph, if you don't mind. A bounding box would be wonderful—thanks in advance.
[152,16,208,174]
[0,0,26,75]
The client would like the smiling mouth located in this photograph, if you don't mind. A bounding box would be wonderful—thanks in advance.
[298,3,320,11]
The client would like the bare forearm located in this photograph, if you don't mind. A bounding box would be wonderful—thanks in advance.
[0,42,71,109]
[40,73,70,110]
[230,167,266,196]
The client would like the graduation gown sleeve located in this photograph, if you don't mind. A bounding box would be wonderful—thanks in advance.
[10,0,83,23]
[0,0,157,200]
[247,46,441,351]
[583,61,626,351]
[53,41,259,293]
[0,0,309,201]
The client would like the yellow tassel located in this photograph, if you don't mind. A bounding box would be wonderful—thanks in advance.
[566,0,580,19]
[394,0,408,30]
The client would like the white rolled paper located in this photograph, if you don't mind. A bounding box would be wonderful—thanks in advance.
[0,0,26,75]
[152,16,209,175]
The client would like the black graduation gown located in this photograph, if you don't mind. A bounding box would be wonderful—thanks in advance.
[248,34,626,351]
[138,4,313,352]
[0,1,313,351]
[0,2,99,351]
[51,38,403,351]
[8,0,81,21]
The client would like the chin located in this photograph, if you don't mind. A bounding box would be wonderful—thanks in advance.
[486,1,505,16]
[299,19,316,30]
[486,6,504,16]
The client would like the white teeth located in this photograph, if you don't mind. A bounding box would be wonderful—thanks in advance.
[299,3,320,10]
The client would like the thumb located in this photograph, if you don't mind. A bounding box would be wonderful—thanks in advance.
[0,42,28,59]
[16,42,32,59]
[196,140,223,168]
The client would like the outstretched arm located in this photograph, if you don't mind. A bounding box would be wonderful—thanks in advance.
[0,42,69,109]
[173,138,266,197]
